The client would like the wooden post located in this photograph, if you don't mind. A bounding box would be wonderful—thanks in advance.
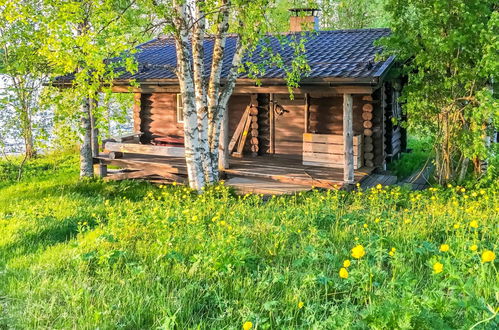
[219,104,230,170]
[304,93,310,133]
[343,93,354,184]
[98,163,108,178]
[269,93,275,154]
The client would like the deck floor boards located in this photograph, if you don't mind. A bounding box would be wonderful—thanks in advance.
[96,153,373,190]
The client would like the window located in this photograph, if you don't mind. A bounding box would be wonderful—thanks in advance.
[176,93,184,123]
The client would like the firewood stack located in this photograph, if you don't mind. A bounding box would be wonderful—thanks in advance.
[362,95,375,168]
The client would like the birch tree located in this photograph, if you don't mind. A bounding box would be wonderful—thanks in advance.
[0,0,48,159]
[39,0,150,177]
[147,0,309,191]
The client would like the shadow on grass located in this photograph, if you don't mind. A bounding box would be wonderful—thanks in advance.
[0,216,81,265]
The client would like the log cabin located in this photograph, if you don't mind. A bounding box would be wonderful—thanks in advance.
[76,11,407,193]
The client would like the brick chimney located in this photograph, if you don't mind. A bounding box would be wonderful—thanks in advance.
[289,8,320,32]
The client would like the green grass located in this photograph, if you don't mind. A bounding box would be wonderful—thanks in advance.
[389,137,433,180]
[0,154,497,329]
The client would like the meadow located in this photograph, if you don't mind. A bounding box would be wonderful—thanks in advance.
[0,154,497,329]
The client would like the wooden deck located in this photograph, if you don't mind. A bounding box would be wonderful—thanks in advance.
[96,153,374,192]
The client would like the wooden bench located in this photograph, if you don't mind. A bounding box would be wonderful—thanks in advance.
[302,133,363,169]
[104,141,185,158]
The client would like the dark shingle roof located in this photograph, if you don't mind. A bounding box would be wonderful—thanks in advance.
[120,28,391,82]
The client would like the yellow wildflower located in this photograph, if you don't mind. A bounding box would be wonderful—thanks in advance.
[481,250,496,263]
[363,223,368,228]
[376,184,382,190]
[298,301,304,309]
[469,220,479,228]
[343,259,351,268]
[374,218,380,223]
[243,321,253,330]
[351,245,366,259]
[469,244,478,251]
[453,223,460,229]
[389,247,396,257]
[339,267,349,279]
[433,262,443,274]
[440,244,450,252]
[460,187,466,193]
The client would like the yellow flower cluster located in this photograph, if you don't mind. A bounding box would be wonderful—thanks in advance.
[440,244,450,252]
[351,245,366,259]
[433,262,443,274]
[481,250,495,263]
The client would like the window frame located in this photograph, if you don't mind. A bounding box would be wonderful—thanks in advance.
[176,93,184,123]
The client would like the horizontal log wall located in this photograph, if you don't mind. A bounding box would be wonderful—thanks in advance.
[139,93,183,143]
[307,94,364,135]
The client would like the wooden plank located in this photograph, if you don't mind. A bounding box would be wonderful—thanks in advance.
[105,142,185,157]
[269,93,275,154]
[219,101,230,170]
[97,156,187,175]
[303,133,360,145]
[303,142,360,156]
[235,110,252,155]
[228,106,250,153]
[304,93,310,133]
[105,169,157,181]
[343,93,354,184]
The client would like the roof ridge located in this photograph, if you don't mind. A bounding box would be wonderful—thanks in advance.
[153,27,391,41]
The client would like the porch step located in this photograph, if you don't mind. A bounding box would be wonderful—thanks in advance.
[225,177,313,195]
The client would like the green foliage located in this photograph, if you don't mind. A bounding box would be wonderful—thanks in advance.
[0,155,497,328]
[37,0,150,144]
[389,137,433,180]
[381,0,498,183]
[0,0,51,156]
[319,0,389,29]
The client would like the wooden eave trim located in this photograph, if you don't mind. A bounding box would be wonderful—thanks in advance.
[111,84,374,95]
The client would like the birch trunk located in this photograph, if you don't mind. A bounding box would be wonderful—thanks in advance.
[208,42,246,178]
[207,0,230,176]
[80,97,94,177]
[173,1,205,191]
[171,0,248,190]
[192,3,214,184]
[89,98,99,157]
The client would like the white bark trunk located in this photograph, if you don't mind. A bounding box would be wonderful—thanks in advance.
[171,0,247,190]
[80,97,94,177]
[209,42,246,178]
[192,2,214,184]
[173,1,205,191]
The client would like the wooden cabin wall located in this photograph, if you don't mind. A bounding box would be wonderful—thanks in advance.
[138,93,183,143]
[384,81,406,161]
[133,93,141,134]
[257,94,271,155]
[371,87,386,169]
[308,94,364,135]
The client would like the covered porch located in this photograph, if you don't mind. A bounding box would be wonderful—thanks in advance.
[95,89,380,193]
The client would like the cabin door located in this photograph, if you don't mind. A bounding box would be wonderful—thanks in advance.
[272,94,305,160]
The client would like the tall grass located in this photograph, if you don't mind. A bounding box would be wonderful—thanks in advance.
[0,155,497,329]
